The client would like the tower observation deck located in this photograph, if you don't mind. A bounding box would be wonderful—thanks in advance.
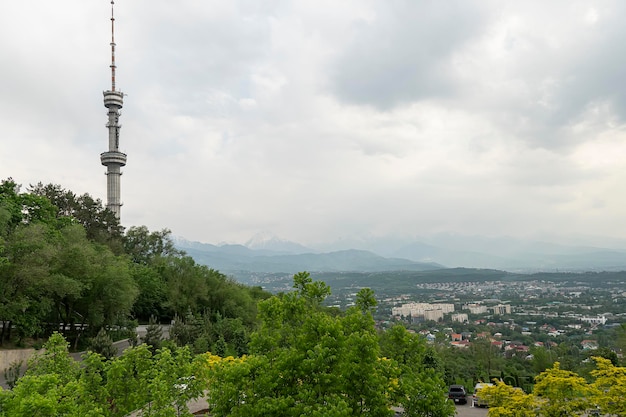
[100,0,126,219]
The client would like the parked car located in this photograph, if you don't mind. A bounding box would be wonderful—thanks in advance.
[448,385,467,404]
[472,382,494,407]
[391,406,404,416]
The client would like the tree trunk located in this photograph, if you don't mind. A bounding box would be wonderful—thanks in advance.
[6,320,12,342]
[74,317,88,351]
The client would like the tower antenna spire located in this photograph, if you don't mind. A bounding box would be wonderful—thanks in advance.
[110,0,116,91]
[101,0,127,220]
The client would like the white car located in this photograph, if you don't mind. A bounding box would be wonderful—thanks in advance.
[472,383,494,407]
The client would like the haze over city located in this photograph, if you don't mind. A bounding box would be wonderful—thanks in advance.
[2,1,626,250]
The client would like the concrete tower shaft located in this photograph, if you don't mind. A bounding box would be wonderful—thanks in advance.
[100,0,126,219]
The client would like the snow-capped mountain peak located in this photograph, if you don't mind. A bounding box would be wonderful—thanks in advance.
[245,231,314,254]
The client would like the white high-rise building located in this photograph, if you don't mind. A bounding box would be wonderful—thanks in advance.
[423,309,444,322]
[100,0,127,219]
[451,313,469,323]
[492,304,512,315]
[391,302,455,318]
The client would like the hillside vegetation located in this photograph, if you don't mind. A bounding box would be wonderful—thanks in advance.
[0,179,268,354]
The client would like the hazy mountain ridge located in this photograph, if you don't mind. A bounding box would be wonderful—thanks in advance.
[389,240,626,271]
[178,245,442,276]
[173,234,626,279]
[315,234,626,271]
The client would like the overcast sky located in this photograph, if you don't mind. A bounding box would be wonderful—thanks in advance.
[2,1,626,248]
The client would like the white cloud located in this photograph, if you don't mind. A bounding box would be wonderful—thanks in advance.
[1,0,626,247]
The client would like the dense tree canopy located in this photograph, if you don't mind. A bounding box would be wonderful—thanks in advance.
[0,274,456,417]
[204,272,454,417]
[28,182,124,251]
[0,178,268,351]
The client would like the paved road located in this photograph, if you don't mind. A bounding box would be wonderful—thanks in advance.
[451,396,489,417]
[454,403,489,417]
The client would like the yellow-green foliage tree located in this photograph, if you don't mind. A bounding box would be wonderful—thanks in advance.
[589,357,626,416]
[479,380,536,417]
[483,358,626,417]
[532,362,593,417]
[483,363,591,416]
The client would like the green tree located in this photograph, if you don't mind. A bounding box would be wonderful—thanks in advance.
[129,263,167,322]
[122,224,266,343]
[207,273,379,416]
[0,374,85,417]
[104,342,202,417]
[292,270,331,304]
[469,337,502,379]
[401,368,453,417]
[0,332,208,417]
[80,244,138,332]
[162,256,208,316]
[206,273,450,417]
[28,182,124,251]
[380,325,427,368]
[0,179,58,227]
[145,346,201,417]
[48,224,101,344]
[379,325,453,417]
[0,222,58,343]
[26,332,79,383]
[0,183,140,345]
[142,315,164,353]
[0,333,88,417]
[46,232,138,349]
[210,315,249,356]
[615,323,626,365]
[88,328,118,360]
[104,344,154,415]
[75,351,109,415]
[123,226,183,265]
[0,179,24,231]
[529,345,556,374]
[2,359,24,389]
[587,346,619,366]
[355,287,377,313]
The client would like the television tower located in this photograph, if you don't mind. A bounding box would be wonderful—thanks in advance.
[100,0,127,219]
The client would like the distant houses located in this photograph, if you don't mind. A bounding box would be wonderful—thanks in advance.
[580,315,607,325]
[390,297,613,354]
[581,339,599,350]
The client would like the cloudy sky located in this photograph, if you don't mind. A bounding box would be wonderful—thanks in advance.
[2,0,626,248]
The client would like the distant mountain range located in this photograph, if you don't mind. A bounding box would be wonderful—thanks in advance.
[173,237,441,277]
[173,233,626,280]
